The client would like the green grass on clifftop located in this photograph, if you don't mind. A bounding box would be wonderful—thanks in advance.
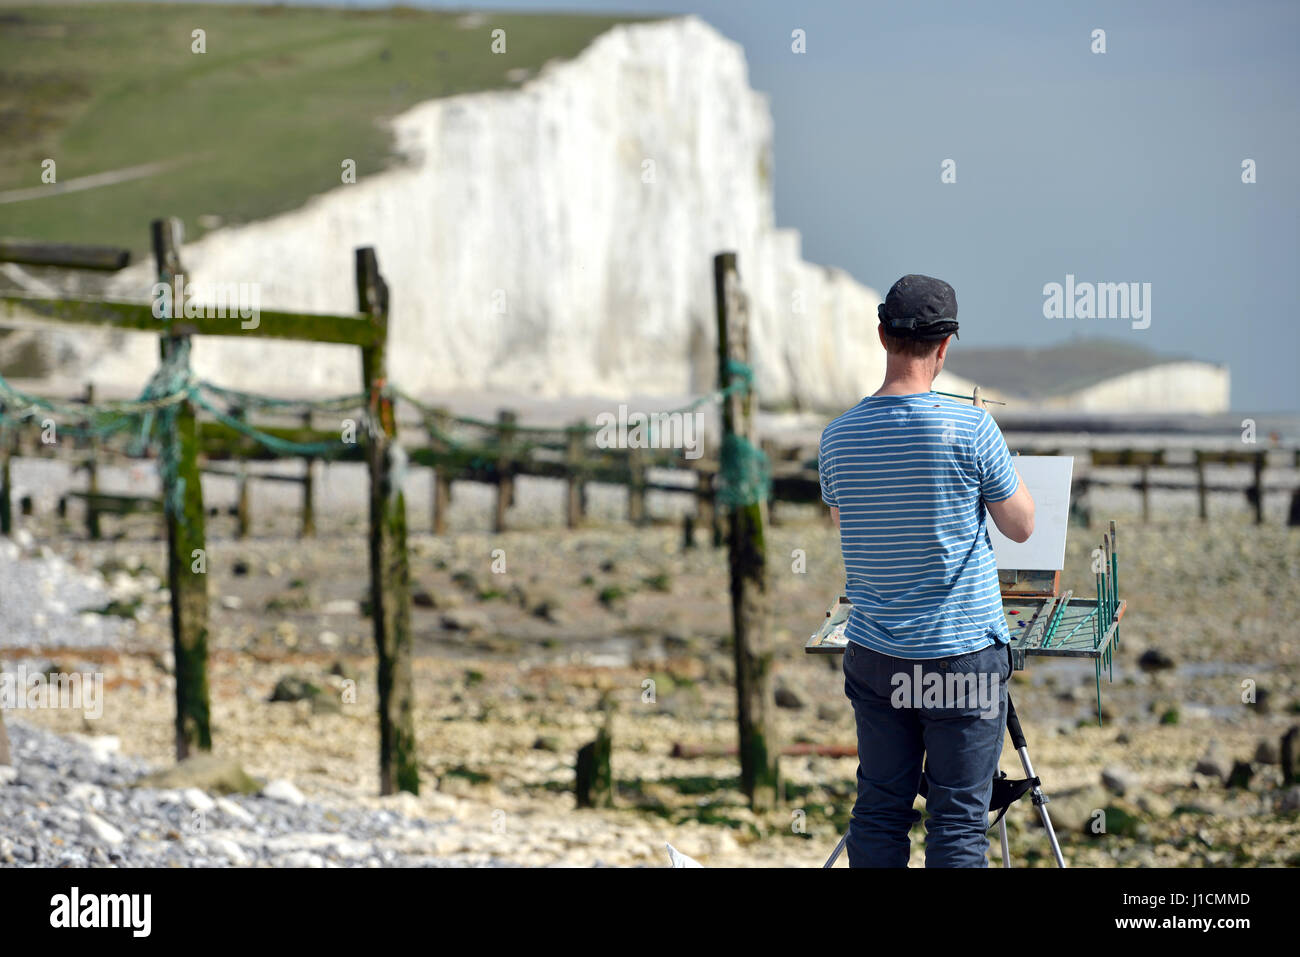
[0,3,643,252]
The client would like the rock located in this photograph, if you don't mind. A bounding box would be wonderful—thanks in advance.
[0,766,17,786]
[66,782,105,810]
[424,791,460,814]
[774,686,805,710]
[816,703,840,722]
[262,779,306,806]
[279,851,325,868]
[412,588,437,608]
[68,733,120,764]
[532,736,561,752]
[1194,744,1229,782]
[1099,801,1146,839]
[1225,760,1254,790]
[215,797,255,824]
[232,559,250,576]
[208,837,249,866]
[1137,649,1176,672]
[182,787,216,812]
[220,595,243,610]
[440,609,490,633]
[1036,785,1107,835]
[326,658,354,678]
[1101,765,1139,798]
[1255,738,1280,765]
[268,675,322,703]
[531,599,569,625]
[1275,786,1300,814]
[1137,793,1174,818]
[81,813,125,846]
[135,753,261,795]
[322,598,361,616]
[311,693,343,715]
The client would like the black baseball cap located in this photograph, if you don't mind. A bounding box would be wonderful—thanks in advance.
[878,274,959,341]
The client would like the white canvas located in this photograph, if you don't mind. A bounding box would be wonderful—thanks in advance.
[987,456,1074,570]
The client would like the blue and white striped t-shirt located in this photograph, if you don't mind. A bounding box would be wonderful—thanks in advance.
[818,393,1020,659]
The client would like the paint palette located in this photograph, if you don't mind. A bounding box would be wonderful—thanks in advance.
[803,592,1125,670]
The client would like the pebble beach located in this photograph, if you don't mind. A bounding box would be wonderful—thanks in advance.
[2,457,1299,868]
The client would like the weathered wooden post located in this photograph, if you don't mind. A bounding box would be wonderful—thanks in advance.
[429,407,451,535]
[299,410,315,538]
[627,445,646,525]
[697,468,721,546]
[713,251,779,812]
[565,421,584,529]
[1138,461,1150,523]
[82,383,101,540]
[233,405,251,539]
[575,693,615,809]
[1252,451,1265,525]
[1290,451,1300,528]
[1195,451,1208,522]
[0,402,11,537]
[494,409,517,533]
[357,247,419,795]
[152,217,211,758]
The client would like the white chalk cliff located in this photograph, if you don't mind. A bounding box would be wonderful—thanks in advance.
[82,16,904,410]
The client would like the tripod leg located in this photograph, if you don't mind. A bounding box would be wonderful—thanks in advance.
[1006,694,1067,868]
[824,831,849,868]
[998,815,1010,867]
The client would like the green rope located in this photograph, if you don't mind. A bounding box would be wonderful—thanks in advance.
[199,381,367,415]
[190,389,353,459]
[714,359,770,508]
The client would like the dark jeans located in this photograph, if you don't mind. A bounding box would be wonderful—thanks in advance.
[842,640,1011,868]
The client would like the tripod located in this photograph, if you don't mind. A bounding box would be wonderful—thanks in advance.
[823,693,1065,868]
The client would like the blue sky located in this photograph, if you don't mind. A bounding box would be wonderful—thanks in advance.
[200,0,1300,410]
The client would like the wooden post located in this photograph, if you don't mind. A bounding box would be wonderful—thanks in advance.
[357,246,418,796]
[300,410,316,538]
[0,403,11,537]
[565,421,584,529]
[627,445,646,525]
[494,409,517,533]
[762,438,779,526]
[697,469,721,546]
[1195,452,1208,522]
[233,406,250,539]
[1139,464,1150,523]
[82,383,100,540]
[152,217,211,759]
[429,407,451,535]
[1252,452,1265,525]
[1282,726,1298,785]
[575,695,615,809]
[714,251,779,812]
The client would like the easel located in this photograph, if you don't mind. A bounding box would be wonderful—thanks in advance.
[807,457,1125,868]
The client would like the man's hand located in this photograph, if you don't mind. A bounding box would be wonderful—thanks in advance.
[829,506,839,528]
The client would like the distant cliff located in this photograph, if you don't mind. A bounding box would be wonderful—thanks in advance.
[75,16,891,410]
